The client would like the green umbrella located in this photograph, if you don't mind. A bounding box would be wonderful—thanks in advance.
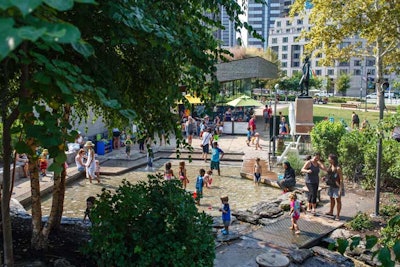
[225,95,263,107]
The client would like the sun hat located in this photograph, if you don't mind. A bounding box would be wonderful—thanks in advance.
[84,141,94,147]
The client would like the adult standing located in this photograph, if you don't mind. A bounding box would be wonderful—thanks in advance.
[248,115,256,144]
[112,128,121,150]
[263,105,272,131]
[84,141,100,183]
[277,161,296,192]
[185,116,195,146]
[279,116,289,135]
[324,154,344,221]
[201,128,213,162]
[301,152,327,214]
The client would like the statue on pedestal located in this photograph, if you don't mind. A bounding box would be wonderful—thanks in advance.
[299,56,311,96]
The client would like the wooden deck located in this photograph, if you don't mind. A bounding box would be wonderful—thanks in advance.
[240,159,279,188]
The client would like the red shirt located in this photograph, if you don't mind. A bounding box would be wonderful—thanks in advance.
[249,118,256,131]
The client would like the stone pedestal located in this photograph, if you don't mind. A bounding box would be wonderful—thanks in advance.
[295,97,314,135]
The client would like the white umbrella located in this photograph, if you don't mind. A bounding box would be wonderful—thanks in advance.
[289,102,296,136]
[225,95,263,107]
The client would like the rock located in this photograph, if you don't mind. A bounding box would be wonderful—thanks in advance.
[255,251,290,267]
[232,210,260,224]
[247,202,283,218]
[311,246,354,266]
[329,228,352,240]
[258,218,280,226]
[54,258,75,267]
[10,198,31,219]
[279,200,291,211]
[288,248,313,264]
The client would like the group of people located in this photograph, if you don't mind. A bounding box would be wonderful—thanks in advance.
[15,148,50,179]
[75,141,101,183]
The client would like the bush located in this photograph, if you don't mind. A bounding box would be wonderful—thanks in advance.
[286,151,304,176]
[345,212,374,231]
[380,215,400,248]
[84,174,215,267]
[310,120,347,159]
[329,97,347,103]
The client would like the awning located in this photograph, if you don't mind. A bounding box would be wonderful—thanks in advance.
[184,95,203,104]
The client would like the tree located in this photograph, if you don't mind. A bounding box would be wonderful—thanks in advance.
[336,74,351,96]
[290,0,400,100]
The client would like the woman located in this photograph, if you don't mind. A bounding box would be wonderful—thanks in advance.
[15,152,29,178]
[324,154,344,221]
[84,141,100,183]
[279,117,289,135]
[301,152,327,214]
[277,161,296,192]
[75,149,86,172]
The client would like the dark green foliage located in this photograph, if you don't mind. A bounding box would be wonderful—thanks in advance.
[84,174,215,267]
[310,120,346,159]
[345,212,374,231]
[329,97,347,103]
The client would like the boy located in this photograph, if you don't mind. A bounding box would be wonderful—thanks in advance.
[210,142,224,176]
[246,127,251,146]
[195,169,206,205]
[125,135,133,158]
[219,195,231,235]
[83,196,96,223]
[253,158,262,186]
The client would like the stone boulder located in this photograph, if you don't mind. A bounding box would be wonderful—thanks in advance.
[232,210,260,224]
[247,201,283,218]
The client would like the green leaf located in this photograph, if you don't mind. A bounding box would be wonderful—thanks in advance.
[56,80,71,94]
[72,40,94,57]
[10,0,42,16]
[377,247,394,267]
[0,28,22,60]
[0,17,14,31]
[43,0,73,11]
[74,0,97,3]
[394,240,400,261]
[365,235,378,250]
[18,26,46,41]
[388,215,400,228]
[349,236,361,250]
[0,0,13,10]
[337,238,349,255]
[41,22,81,44]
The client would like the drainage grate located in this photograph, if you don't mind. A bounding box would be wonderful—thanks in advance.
[246,215,342,249]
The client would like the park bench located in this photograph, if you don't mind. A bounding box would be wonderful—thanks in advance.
[340,103,359,109]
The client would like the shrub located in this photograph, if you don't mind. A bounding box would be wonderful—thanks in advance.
[329,97,347,103]
[286,151,304,176]
[345,212,374,231]
[310,120,346,159]
[83,174,215,267]
[380,215,400,248]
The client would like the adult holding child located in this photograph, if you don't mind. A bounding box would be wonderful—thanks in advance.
[323,154,344,221]
[301,152,327,214]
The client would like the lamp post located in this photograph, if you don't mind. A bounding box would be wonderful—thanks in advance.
[272,84,279,157]
[365,71,371,112]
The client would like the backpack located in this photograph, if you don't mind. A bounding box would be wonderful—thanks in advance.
[353,114,359,124]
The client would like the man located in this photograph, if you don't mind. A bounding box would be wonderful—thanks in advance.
[201,128,213,162]
[351,112,360,130]
[248,115,257,144]
[263,105,272,131]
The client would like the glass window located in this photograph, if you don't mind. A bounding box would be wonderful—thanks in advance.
[353,69,361,75]
[271,38,277,44]
[277,21,281,27]
[282,45,288,51]
[282,62,287,67]
[339,69,348,75]
[282,54,287,59]
[327,69,334,75]
[282,37,288,43]
[316,70,322,76]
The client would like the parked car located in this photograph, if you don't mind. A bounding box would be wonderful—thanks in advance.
[315,91,333,97]
[366,93,377,99]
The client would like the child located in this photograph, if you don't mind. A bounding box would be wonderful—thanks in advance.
[246,127,251,146]
[164,162,175,180]
[178,161,189,189]
[213,129,219,142]
[195,169,206,205]
[145,147,154,171]
[219,195,231,235]
[83,196,96,223]
[289,193,304,234]
[39,153,48,177]
[210,142,224,176]
[254,132,262,150]
[204,170,213,188]
[125,135,133,158]
[253,158,262,186]
[95,160,100,179]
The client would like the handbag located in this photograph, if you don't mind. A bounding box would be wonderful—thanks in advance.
[324,172,339,188]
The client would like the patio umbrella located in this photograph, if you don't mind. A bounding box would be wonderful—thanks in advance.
[225,95,262,107]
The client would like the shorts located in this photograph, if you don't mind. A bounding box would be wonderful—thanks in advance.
[78,166,85,172]
[254,173,261,182]
[196,189,203,200]
[210,161,220,170]
[223,220,231,227]
[327,186,345,198]
[291,211,300,221]
[202,144,209,153]
[126,146,131,154]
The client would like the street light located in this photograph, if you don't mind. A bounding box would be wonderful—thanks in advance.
[272,84,279,157]
[365,71,371,112]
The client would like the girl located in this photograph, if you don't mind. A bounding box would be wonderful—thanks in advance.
[204,170,213,188]
[324,154,345,221]
[253,158,262,186]
[164,162,175,180]
[254,132,261,150]
[289,193,304,234]
[178,161,189,189]
[39,153,48,177]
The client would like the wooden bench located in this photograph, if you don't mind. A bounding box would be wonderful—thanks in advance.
[340,103,359,109]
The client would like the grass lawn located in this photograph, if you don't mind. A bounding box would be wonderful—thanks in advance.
[279,103,395,127]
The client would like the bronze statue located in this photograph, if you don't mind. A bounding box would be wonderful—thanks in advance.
[299,56,311,96]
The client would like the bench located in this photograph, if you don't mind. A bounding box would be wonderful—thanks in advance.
[340,103,359,109]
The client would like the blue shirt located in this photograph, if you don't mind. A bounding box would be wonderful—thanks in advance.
[221,203,231,221]
[211,147,224,162]
[196,175,204,191]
